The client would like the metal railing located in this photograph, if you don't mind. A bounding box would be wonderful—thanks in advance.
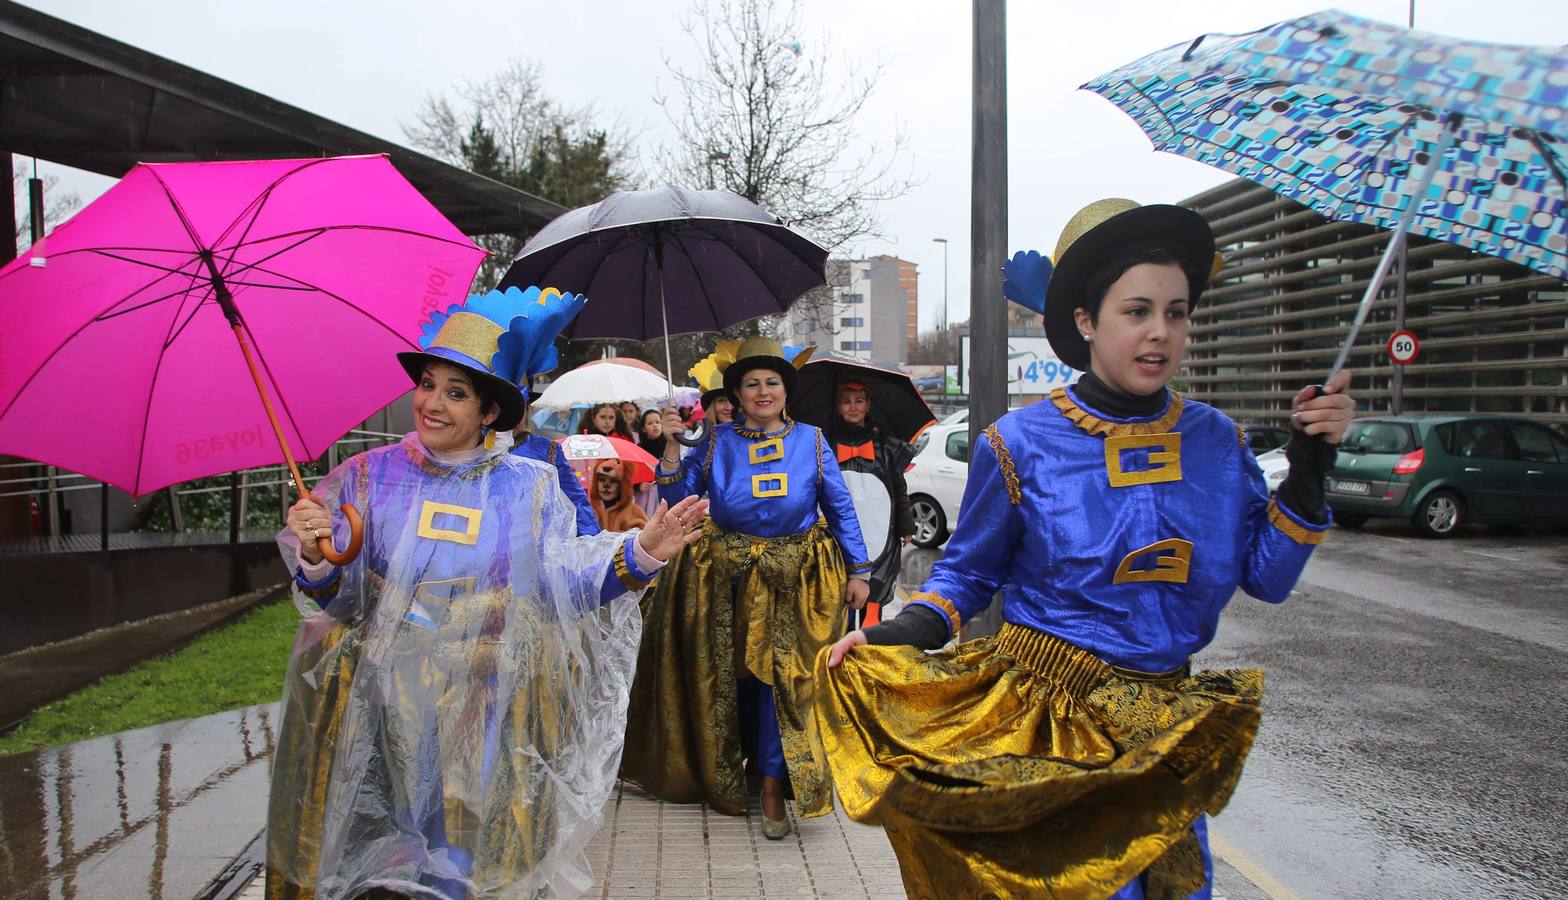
[0,429,404,551]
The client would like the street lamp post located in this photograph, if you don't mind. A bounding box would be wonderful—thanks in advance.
[932,238,949,369]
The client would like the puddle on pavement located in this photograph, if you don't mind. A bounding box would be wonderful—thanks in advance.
[0,703,278,900]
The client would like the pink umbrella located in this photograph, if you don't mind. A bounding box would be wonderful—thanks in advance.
[0,155,484,563]
[556,433,659,485]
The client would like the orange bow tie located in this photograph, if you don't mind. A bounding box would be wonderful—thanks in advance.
[836,442,876,463]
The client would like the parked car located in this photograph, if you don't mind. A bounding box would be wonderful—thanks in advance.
[1256,446,1288,493]
[904,422,970,547]
[1240,423,1291,456]
[1325,414,1568,537]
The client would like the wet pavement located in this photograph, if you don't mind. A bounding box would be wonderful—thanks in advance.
[1192,522,1568,898]
[0,703,277,900]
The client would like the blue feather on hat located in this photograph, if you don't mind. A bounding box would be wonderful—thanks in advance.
[1002,250,1052,316]
[494,286,589,395]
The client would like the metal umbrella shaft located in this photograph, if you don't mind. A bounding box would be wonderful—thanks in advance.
[1325,114,1462,383]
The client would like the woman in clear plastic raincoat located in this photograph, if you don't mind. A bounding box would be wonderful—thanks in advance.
[264,287,708,899]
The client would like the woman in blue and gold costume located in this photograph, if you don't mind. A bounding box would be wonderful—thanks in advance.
[621,336,871,840]
[265,287,708,899]
[817,199,1356,899]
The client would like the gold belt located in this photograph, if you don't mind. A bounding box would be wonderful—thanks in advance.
[995,623,1189,699]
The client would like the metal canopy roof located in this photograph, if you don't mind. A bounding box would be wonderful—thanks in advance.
[0,0,564,235]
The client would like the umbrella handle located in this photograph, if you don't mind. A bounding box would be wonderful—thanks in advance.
[317,503,364,566]
[675,419,709,447]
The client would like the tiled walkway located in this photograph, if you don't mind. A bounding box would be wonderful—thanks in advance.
[583,782,906,899]
[236,780,904,899]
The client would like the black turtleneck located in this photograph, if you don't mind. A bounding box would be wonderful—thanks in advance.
[1071,370,1168,419]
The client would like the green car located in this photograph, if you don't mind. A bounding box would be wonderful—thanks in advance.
[1326,414,1568,537]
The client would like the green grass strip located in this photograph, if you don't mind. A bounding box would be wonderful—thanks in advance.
[0,597,299,756]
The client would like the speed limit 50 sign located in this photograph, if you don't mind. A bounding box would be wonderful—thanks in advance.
[1388,329,1420,365]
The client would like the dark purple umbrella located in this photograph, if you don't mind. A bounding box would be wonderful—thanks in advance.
[498,186,827,344]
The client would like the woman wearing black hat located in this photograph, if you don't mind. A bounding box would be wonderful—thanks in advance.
[817,199,1355,899]
[622,335,871,840]
[265,289,709,898]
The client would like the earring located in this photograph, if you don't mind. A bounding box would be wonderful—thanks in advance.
[1081,333,1091,341]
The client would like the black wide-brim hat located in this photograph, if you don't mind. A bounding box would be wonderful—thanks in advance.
[396,348,528,433]
[1044,200,1216,372]
[700,387,733,411]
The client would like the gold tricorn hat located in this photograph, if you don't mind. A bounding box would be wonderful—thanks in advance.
[720,336,815,396]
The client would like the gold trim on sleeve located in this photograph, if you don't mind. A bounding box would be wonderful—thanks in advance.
[983,425,1022,505]
[908,590,962,638]
[416,501,483,545]
[1103,433,1183,487]
[1112,538,1194,584]
[1051,387,1185,438]
[1268,498,1327,545]
[614,542,651,592]
[1234,422,1248,449]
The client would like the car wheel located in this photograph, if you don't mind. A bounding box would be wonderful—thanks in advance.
[1335,513,1368,529]
[909,495,947,548]
[1412,490,1462,538]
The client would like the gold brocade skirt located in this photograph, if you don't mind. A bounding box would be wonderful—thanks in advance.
[814,623,1263,900]
[264,590,566,899]
[621,521,848,818]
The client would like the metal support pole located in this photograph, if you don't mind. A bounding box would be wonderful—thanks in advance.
[1,150,15,265]
[1393,248,1407,415]
[229,472,241,544]
[969,0,1008,638]
[100,483,109,551]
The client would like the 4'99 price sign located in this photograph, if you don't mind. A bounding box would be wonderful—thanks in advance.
[1387,330,1420,366]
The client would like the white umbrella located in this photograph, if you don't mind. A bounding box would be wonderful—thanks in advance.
[532,359,675,411]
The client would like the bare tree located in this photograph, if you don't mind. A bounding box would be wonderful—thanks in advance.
[404,60,637,289]
[657,0,918,337]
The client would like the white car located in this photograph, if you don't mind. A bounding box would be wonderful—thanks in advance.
[1257,446,1288,494]
[904,422,971,547]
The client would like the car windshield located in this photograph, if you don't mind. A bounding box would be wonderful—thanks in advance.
[1341,421,1416,454]
[940,409,968,425]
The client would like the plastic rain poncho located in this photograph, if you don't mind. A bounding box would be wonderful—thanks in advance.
[265,435,651,899]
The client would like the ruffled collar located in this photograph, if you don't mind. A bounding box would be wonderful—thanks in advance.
[733,415,795,440]
[402,434,506,477]
[1052,381,1184,438]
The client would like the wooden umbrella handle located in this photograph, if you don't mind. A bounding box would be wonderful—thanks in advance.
[317,503,364,566]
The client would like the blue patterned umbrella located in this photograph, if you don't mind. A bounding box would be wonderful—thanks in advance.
[1084,9,1568,376]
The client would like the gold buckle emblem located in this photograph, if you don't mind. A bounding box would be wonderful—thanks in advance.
[1112,538,1193,584]
[748,438,785,464]
[416,501,483,545]
[1103,432,1183,487]
[751,473,788,497]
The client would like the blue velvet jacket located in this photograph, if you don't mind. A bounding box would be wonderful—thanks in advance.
[511,432,600,536]
[657,418,872,574]
[910,387,1330,672]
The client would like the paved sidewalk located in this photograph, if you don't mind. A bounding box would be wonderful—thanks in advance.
[234,780,1279,899]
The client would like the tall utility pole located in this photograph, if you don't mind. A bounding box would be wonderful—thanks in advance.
[932,237,949,366]
[969,0,1007,637]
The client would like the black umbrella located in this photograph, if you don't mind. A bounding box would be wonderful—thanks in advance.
[499,187,828,445]
[791,351,937,445]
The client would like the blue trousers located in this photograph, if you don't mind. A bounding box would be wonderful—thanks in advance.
[1109,815,1213,900]
[737,677,787,779]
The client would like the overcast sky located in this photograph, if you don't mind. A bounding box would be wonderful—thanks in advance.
[16,0,1568,331]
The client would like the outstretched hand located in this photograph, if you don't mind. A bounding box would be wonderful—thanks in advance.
[637,496,710,561]
[826,630,868,668]
[1292,370,1356,444]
